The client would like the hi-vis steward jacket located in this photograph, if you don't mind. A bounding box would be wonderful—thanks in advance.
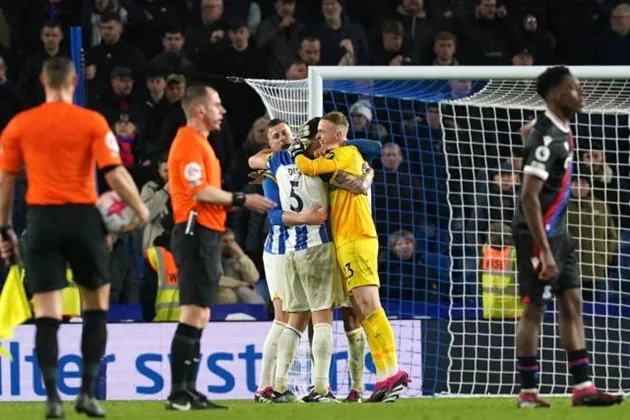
[481,244,522,319]
[145,246,180,321]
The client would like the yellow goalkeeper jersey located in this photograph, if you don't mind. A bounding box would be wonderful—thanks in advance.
[294,145,377,247]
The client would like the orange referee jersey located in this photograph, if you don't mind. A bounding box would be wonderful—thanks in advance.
[0,102,122,205]
[168,126,226,232]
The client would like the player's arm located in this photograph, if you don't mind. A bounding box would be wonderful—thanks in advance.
[0,117,22,260]
[333,163,374,195]
[0,117,22,231]
[171,140,273,213]
[263,177,326,226]
[520,130,557,253]
[248,148,273,170]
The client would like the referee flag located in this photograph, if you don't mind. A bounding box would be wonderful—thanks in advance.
[0,252,32,360]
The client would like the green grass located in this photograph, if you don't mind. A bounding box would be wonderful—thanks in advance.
[0,398,627,420]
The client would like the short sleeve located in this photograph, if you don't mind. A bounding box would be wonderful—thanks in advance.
[0,117,24,173]
[522,130,559,181]
[176,142,209,196]
[91,113,122,168]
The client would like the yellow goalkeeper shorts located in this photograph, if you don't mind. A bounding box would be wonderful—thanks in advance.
[336,238,380,293]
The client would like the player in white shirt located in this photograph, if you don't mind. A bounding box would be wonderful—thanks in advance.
[250,118,378,403]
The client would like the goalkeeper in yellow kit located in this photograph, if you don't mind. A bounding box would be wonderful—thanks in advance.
[290,111,409,403]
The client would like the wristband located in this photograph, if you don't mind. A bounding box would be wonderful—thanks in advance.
[232,192,246,207]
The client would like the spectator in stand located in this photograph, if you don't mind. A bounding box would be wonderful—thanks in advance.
[213,18,271,78]
[93,66,140,125]
[140,153,171,252]
[106,233,139,304]
[488,161,520,224]
[511,49,534,66]
[137,69,170,159]
[256,0,305,73]
[348,100,388,141]
[285,60,308,79]
[185,0,229,63]
[521,14,555,65]
[591,3,630,65]
[0,54,23,131]
[219,228,265,304]
[394,0,437,63]
[312,0,368,66]
[165,73,187,104]
[378,230,441,303]
[568,178,618,302]
[457,0,524,65]
[82,0,128,48]
[149,25,196,77]
[230,117,270,192]
[122,0,181,59]
[367,20,414,66]
[112,113,152,187]
[372,143,424,245]
[428,31,459,65]
[449,79,473,98]
[297,36,322,67]
[18,20,65,107]
[84,12,144,96]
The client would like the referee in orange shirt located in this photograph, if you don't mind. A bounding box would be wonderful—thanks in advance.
[0,57,149,419]
[165,84,275,410]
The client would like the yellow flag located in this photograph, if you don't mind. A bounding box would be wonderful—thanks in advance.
[0,264,33,360]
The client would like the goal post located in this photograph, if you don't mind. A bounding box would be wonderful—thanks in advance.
[245,65,630,397]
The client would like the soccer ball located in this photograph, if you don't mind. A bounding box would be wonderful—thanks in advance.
[96,191,134,233]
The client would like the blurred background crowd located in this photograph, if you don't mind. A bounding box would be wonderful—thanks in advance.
[1,0,629,321]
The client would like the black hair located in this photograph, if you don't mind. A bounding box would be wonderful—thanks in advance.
[268,118,288,129]
[100,12,122,24]
[535,65,572,100]
[42,20,62,30]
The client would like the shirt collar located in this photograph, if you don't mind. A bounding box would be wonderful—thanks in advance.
[545,110,570,133]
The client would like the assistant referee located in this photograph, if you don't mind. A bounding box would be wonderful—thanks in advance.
[0,57,149,419]
[165,84,275,411]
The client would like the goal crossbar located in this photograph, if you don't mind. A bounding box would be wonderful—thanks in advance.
[307,65,630,117]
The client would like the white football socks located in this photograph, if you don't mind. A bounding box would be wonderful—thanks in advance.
[345,328,365,393]
[273,325,301,394]
[257,320,285,391]
[312,323,333,396]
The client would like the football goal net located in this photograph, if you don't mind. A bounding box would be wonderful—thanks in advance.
[245,66,630,397]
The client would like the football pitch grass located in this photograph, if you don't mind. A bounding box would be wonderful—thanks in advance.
[1,398,628,420]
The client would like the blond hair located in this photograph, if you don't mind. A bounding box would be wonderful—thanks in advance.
[321,111,349,128]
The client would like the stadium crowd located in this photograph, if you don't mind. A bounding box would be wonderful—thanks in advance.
[1,0,630,319]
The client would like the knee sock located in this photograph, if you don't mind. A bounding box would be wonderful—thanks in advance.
[274,325,301,393]
[346,328,365,392]
[362,308,398,379]
[568,349,592,388]
[80,310,108,397]
[170,323,198,395]
[186,328,203,392]
[35,317,61,402]
[258,321,285,390]
[517,355,539,391]
[312,323,333,396]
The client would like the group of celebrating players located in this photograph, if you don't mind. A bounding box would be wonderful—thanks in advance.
[248,112,409,404]
[0,54,626,418]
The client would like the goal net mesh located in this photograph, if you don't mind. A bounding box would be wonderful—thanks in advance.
[245,76,630,397]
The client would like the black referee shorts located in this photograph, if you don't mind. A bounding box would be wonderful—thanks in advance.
[170,223,222,308]
[514,231,580,306]
[24,205,110,294]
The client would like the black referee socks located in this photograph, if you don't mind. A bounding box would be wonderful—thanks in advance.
[170,323,199,394]
[186,328,204,392]
[35,317,61,402]
[81,310,108,396]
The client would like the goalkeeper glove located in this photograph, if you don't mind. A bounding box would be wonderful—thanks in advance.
[288,139,306,159]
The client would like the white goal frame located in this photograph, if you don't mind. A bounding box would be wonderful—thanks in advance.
[304,65,630,397]
[307,66,630,118]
